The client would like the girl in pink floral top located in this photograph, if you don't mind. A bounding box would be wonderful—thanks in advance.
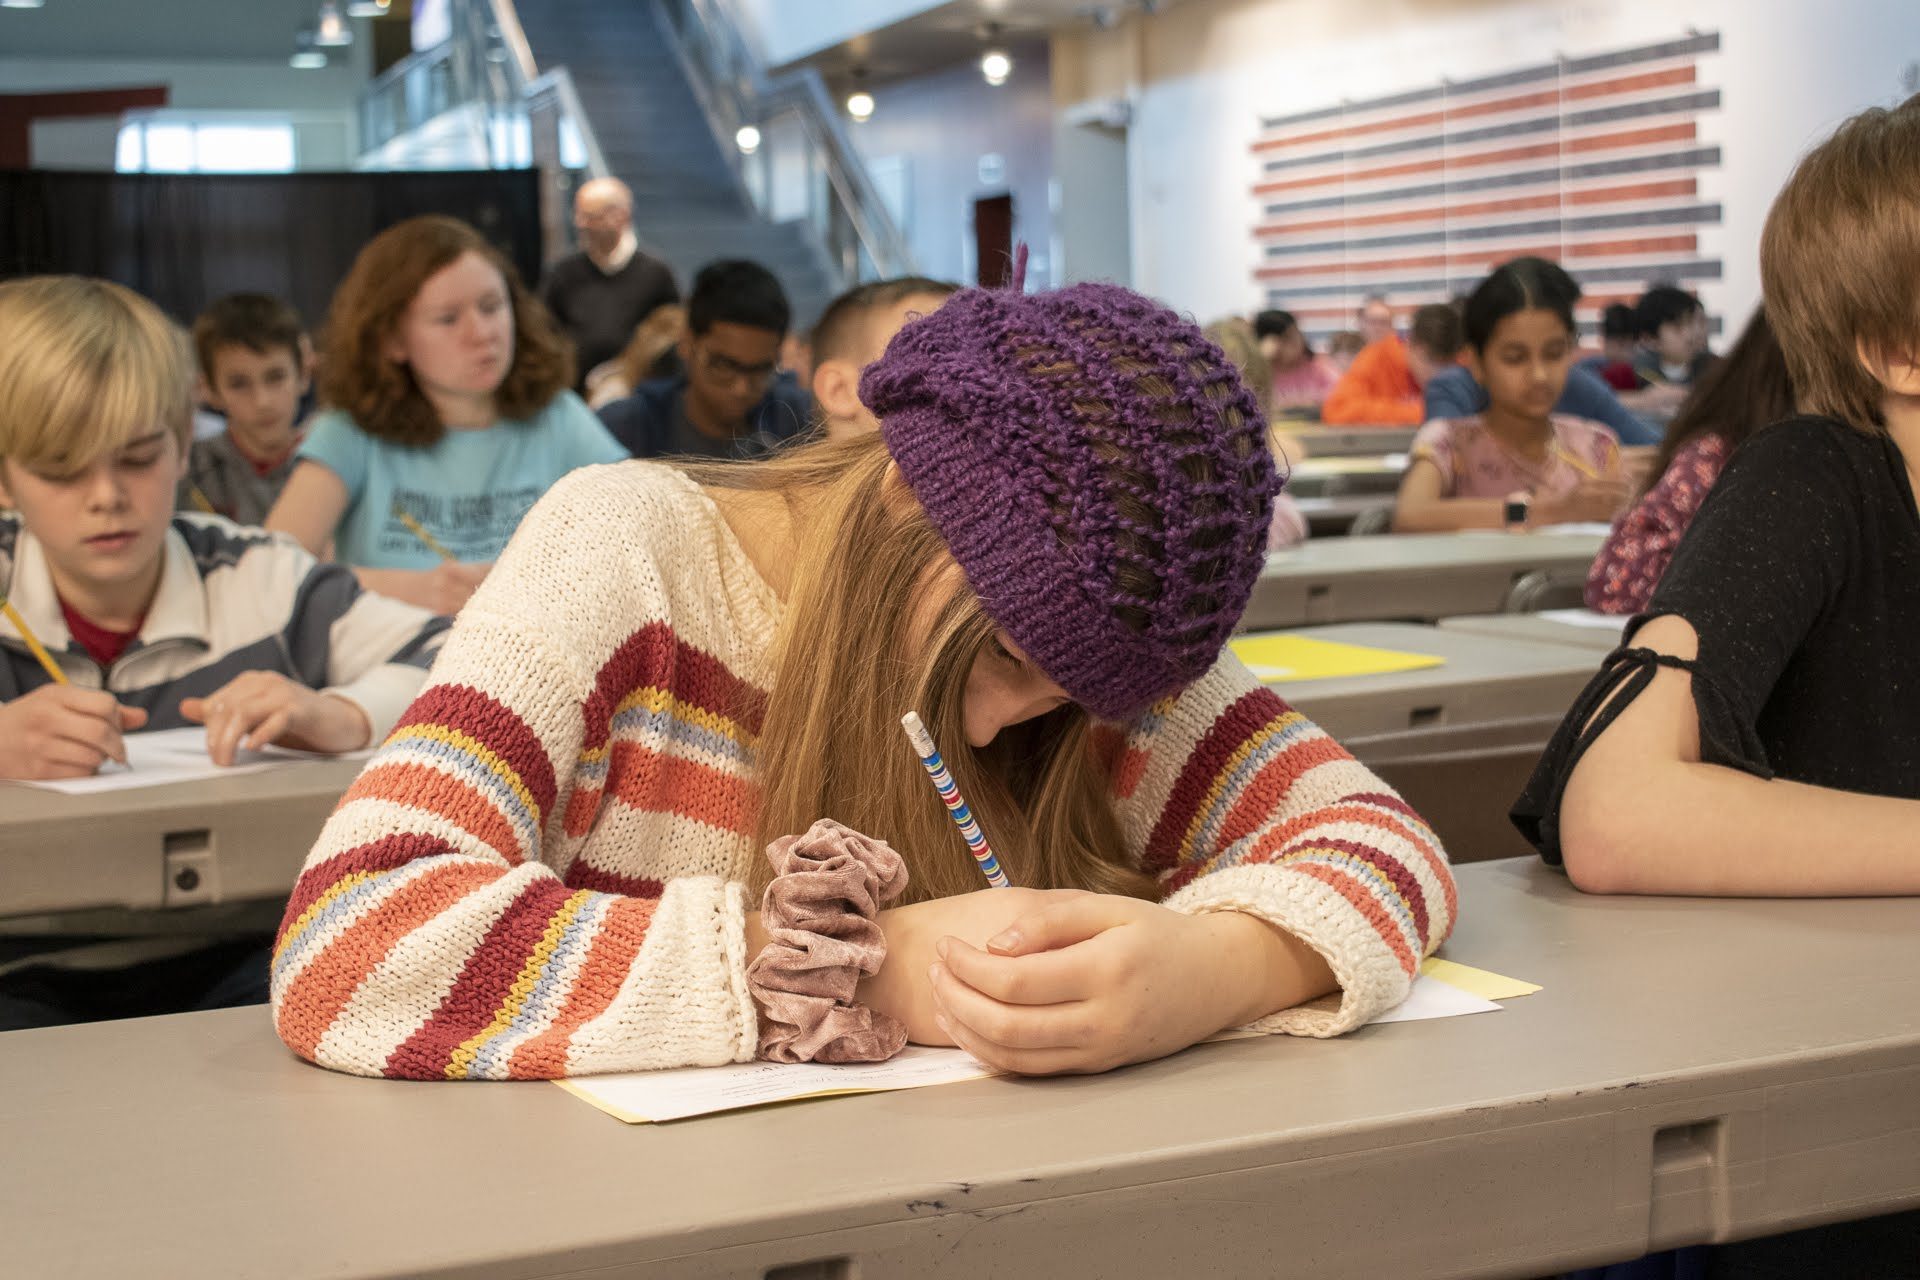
[1256,309,1339,411]
[1395,258,1632,532]
[1586,308,1795,613]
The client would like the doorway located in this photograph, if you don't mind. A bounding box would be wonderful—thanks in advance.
[973,193,1014,287]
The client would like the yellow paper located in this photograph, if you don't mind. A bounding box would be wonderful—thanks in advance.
[1421,957,1541,1000]
[1229,633,1444,683]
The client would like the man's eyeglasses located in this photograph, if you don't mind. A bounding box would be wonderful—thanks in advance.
[699,347,778,389]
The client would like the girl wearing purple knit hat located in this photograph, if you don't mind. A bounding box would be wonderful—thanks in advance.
[270,275,1456,1082]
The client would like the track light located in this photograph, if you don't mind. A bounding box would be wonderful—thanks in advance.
[735,125,762,155]
[290,28,327,68]
[315,1,352,46]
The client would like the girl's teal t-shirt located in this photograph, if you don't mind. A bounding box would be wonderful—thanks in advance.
[297,391,627,569]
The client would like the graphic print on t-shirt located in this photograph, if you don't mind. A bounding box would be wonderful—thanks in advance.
[383,485,545,561]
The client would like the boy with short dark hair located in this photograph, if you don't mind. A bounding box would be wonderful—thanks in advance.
[598,259,812,458]
[1633,283,1715,390]
[807,276,957,440]
[185,293,312,526]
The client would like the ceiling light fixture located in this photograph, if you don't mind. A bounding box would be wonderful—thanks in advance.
[846,68,874,122]
[0,0,49,9]
[345,0,391,16]
[735,125,762,155]
[979,28,1012,87]
[315,0,352,46]
[290,28,327,69]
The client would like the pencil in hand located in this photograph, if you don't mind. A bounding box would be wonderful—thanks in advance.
[1,595,68,686]
[901,711,1011,889]
[392,503,457,562]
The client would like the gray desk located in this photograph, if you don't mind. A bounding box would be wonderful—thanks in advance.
[1292,493,1388,537]
[0,759,361,919]
[1440,611,1629,653]
[1280,424,1418,459]
[1284,454,1407,500]
[1262,622,1599,741]
[4,858,1915,1279]
[1244,530,1607,629]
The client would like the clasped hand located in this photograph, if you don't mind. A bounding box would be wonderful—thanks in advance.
[860,888,1332,1077]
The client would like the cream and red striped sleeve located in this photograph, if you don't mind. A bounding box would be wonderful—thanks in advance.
[269,465,763,1080]
[1106,653,1457,1036]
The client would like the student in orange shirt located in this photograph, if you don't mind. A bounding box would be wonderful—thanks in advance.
[1320,304,1462,425]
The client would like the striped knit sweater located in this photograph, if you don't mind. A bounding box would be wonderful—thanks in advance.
[272,463,1456,1079]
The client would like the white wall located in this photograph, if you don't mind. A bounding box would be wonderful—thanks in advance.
[731,0,944,67]
[848,48,1056,286]
[1053,0,1920,326]
[0,53,367,169]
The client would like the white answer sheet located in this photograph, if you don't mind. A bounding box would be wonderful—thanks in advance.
[4,726,369,795]
[559,966,1514,1124]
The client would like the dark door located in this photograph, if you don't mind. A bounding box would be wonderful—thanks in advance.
[973,193,1014,287]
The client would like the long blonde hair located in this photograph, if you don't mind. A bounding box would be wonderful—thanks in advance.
[680,432,1159,905]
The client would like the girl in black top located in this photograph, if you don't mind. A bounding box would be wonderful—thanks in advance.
[1513,92,1920,896]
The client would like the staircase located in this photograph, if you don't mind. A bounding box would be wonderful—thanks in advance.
[512,0,841,331]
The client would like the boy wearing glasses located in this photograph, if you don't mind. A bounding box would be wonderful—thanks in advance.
[598,259,811,459]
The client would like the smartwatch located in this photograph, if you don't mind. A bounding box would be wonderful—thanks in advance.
[1502,492,1530,532]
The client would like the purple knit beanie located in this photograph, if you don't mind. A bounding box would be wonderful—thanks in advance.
[860,280,1280,720]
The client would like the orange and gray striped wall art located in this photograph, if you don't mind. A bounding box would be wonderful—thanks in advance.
[1254,31,1722,339]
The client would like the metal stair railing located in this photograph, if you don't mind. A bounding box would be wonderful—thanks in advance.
[357,0,609,263]
[654,0,917,283]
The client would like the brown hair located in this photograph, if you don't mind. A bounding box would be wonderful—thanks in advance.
[1761,91,1920,430]
[0,276,193,478]
[1408,302,1464,361]
[319,215,573,446]
[1647,307,1795,484]
[193,292,305,380]
[809,276,958,366]
[678,432,1160,906]
[1204,316,1273,420]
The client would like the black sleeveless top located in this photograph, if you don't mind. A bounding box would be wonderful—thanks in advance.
[1514,416,1920,863]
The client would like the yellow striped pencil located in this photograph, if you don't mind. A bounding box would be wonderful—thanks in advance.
[392,504,457,562]
[0,595,68,685]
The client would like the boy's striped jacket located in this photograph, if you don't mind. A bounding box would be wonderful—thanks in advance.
[0,512,448,741]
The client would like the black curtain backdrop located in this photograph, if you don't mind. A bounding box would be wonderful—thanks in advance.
[0,168,544,334]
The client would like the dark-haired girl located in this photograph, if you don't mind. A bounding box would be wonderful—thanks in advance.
[1394,258,1629,532]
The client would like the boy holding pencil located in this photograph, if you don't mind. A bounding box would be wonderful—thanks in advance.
[0,276,450,784]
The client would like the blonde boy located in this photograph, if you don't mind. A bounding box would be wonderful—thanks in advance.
[806,276,957,440]
[0,276,447,784]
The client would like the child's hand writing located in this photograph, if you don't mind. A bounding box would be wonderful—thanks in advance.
[925,895,1337,1076]
[423,561,491,616]
[181,671,371,765]
[1540,478,1631,525]
[855,888,1092,1045]
[0,685,147,779]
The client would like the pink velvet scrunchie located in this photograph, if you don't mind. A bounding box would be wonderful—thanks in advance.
[747,819,911,1064]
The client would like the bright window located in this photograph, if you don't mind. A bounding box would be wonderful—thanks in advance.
[116,118,297,174]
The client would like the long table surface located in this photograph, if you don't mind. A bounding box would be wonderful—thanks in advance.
[1263,622,1600,740]
[0,757,363,919]
[1244,529,1606,628]
[1439,610,1630,652]
[1275,423,1418,458]
[4,857,1915,1280]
